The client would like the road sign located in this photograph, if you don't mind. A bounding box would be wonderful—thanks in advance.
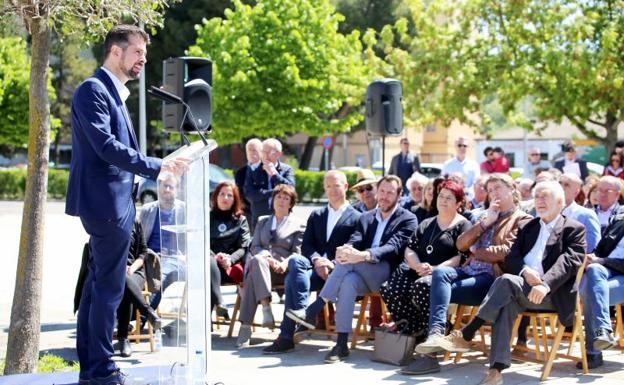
[321,135,334,150]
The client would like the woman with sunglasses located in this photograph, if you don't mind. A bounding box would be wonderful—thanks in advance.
[603,151,624,179]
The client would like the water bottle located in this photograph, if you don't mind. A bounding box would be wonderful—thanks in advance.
[154,329,163,351]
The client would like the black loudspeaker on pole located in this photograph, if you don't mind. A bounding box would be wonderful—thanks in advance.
[365,79,403,175]
[162,57,213,133]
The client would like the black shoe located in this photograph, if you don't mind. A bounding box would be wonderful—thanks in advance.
[400,354,441,375]
[215,305,230,321]
[146,307,161,330]
[118,339,132,358]
[577,353,603,370]
[324,344,349,364]
[593,328,616,351]
[91,369,127,385]
[262,337,295,354]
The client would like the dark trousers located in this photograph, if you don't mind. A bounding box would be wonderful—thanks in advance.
[77,204,134,379]
[209,256,243,307]
[116,271,147,339]
[476,274,555,369]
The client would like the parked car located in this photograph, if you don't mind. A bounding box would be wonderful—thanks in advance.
[136,163,232,204]
[419,163,443,178]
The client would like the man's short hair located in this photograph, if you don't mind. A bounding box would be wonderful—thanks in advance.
[561,140,576,153]
[246,138,262,149]
[600,175,624,192]
[534,180,565,206]
[324,169,347,185]
[263,138,282,153]
[103,25,150,59]
[378,175,402,195]
[483,146,494,157]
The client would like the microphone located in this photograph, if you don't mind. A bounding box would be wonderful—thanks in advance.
[148,86,184,105]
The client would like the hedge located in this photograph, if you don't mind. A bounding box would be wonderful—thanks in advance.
[0,167,357,202]
[0,168,69,200]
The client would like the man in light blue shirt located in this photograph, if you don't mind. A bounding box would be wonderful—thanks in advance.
[560,173,601,252]
[441,137,480,200]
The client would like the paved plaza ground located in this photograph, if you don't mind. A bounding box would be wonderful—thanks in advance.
[1,201,624,384]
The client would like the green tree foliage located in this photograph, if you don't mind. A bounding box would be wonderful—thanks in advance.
[188,0,374,145]
[0,37,31,156]
[380,0,624,150]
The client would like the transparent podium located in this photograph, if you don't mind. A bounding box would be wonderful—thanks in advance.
[153,139,217,385]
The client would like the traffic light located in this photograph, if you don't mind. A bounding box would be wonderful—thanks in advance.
[162,57,212,133]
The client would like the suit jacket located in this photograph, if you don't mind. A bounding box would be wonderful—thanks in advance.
[234,165,251,215]
[302,205,361,262]
[348,206,418,270]
[66,68,161,220]
[563,202,601,253]
[244,161,295,225]
[594,213,624,274]
[553,158,589,181]
[389,152,420,182]
[505,215,586,326]
[250,214,306,261]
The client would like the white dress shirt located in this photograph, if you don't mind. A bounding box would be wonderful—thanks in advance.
[371,204,399,249]
[100,66,130,102]
[523,215,561,277]
[441,156,480,198]
[311,202,350,262]
[596,203,617,227]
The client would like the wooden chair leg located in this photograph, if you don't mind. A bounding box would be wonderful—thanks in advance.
[351,295,370,349]
[227,289,241,338]
[530,315,542,361]
[541,322,565,381]
[445,304,464,362]
[616,304,624,350]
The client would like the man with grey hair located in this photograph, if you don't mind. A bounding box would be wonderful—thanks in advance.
[432,180,585,385]
[559,172,601,252]
[244,138,295,229]
[441,136,480,200]
[523,147,550,179]
[593,175,624,232]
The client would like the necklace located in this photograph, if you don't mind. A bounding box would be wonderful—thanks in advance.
[425,217,452,255]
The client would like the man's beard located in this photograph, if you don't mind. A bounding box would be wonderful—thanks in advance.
[121,61,141,80]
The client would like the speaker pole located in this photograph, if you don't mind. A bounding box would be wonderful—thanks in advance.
[382,135,386,176]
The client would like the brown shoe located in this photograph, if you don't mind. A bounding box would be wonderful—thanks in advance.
[436,330,471,353]
[479,369,503,385]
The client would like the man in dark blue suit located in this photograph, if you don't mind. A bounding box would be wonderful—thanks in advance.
[262,170,361,353]
[65,25,187,385]
[244,138,295,230]
[289,175,418,363]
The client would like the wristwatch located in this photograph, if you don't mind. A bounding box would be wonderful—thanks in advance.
[364,251,372,263]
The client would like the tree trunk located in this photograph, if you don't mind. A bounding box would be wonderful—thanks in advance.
[299,136,317,170]
[604,112,620,155]
[4,16,51,375]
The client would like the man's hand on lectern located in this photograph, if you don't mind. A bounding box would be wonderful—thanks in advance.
[161,156,190,175]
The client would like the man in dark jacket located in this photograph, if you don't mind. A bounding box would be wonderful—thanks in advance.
[389,137,420,194]
[580,212,624,369]
[432,180,585,385]
[263,170,361,354]
[234,138,262,227]
[553,141,589,181]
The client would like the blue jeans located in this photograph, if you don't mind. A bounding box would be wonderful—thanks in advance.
[150,256,186,310]
[279,254,325,339]
[580,263,624,355]
[428,266,495,333]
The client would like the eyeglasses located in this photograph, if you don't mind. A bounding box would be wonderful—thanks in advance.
[357,185,374,193]
[597,188,617,195]
[457,144,468,148]
[530,153,540,156]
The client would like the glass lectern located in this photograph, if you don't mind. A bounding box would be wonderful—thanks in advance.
[154,139,217,385]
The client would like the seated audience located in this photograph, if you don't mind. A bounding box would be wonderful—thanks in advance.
[430,181,585,385]
[402,172,429,213]
[210,181,251,319]
[559,173,601,253]
[380,180,470,340]
[236,184,305,347]
[594,176,624,232]
[288,176,417,363]
[407,174,531,375]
